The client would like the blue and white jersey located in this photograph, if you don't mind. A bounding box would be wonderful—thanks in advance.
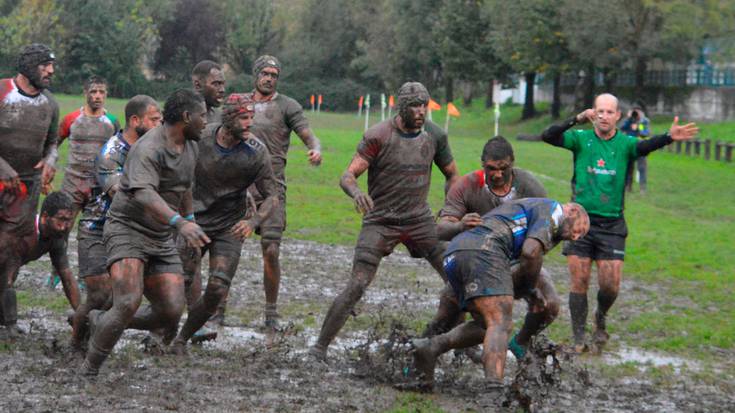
[445,198,564,259]
[78,131,131,235]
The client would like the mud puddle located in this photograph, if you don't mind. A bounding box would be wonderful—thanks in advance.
[2,236,734,412]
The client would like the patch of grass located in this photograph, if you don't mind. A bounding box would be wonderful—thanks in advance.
[16,290,69,314]
[385,392,446,413]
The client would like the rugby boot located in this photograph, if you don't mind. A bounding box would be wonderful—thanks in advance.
[508,333,527,360]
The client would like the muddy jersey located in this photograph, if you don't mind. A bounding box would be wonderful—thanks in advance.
[193,124,277,233]
[446,198,564,259]
[206,106,221,124]
[78,131,131,236]
[357,118,454,225]
[17,215,69,270]
[249,92,310,193]
[106,126,198,239]
[0,78,59,181]
[440,168,546,219]
[59,108,119,181]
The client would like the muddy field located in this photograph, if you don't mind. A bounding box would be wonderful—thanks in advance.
[2,235,734,412]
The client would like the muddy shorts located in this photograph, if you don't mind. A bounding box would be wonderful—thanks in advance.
[563,215,627,261]
[252,187,286,243]
[60,174,94,214]
[0,178,41,235]
[444,248,513,311]
[354,218,442,265]
[78,230,107,277]
[104,219,182,275]
[177,228,243,284]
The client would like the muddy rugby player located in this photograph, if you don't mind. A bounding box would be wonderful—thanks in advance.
[310,82,459,360]
[0,43,61,333]
[540,93,698,353]
[171,93,278,352]
[192,60,226,125]
[81,89,210,376]
[412,199,589,390]
[247,55,322,329]
[426,136,560,361]
[70,95,162,349]
[0,192,80,338]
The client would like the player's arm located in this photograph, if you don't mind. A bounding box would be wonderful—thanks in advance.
[295,127,322,166]
[439,160,459,195]
[517,238,544,304]
[340,153,373,214]
[36,102,61,194]
[133,188,209,248]
[541,109,594,147]
[179,189,194,219]
[636,117,698,157]
[437,214,482,241]
[97,153,123,197]
[232,159,278,240]
[50,247,80,310]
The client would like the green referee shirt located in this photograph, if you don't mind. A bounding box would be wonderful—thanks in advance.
[561,129,638,218]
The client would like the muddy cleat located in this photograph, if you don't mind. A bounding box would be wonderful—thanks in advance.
[308,344,328,362]
[46,273,61,289]
[79,359,99,377]
[411,338,437,392]
[191,324,218,344]
[169,339,188,356]
[508,334,526,360]
[591,328,610,354]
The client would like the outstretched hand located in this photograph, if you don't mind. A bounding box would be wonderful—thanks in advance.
[669,116,699,141]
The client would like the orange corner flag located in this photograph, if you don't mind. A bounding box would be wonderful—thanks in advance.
[428,99,442,111]
[358,95,364,107]
[389,95,395,108]
[318,94,323,104]
[310,95,315,105]
[447,102,460,118]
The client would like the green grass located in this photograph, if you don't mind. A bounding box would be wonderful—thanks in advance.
[47,95,735,354]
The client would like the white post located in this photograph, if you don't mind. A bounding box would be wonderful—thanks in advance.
[380,93,386,121]
[444,112,450,133]
[358,98,363,118]
[494,102,500,137]
[364,94,371,131]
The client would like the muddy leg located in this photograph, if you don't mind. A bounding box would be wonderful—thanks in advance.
[568,255,592,349]
[83,258,145,375]
[128,273,185,343]
[593,259,622,348]
[421,284,464,337]
[470,295,514,383]
[181,246,202,313]
[312,253,380,358]
[71,274,111,349]
[175,255,236,345]
[262,240,281,327]
[514,269,560,348]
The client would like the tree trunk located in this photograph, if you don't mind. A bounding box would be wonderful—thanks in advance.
[485,80,494,108]
[551,73,561,120]
[445,76,454,103]
[603,68,616,93]
[522,72,536,120]
[462,81,473,106]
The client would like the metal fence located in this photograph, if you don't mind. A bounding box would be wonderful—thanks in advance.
[560,66,735,88]
[665,139,735,162]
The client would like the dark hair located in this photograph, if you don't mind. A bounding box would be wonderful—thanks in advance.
[41,192,73,217]
[125,95,158,124]
[163,89,204,124]
[192,60,221,81]
[481,136,515,162]
[83,75,108,90]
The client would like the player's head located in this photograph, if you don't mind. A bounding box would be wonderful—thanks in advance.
[253,55,281,96]
[163,89,206,141]
[592,93,621,135]
[222,93,255,140]
[192,60,225,109]
[40,192,74,236]
[397,82,429,130]
[125,95,161,137]
[561,202,589,241]
[480,136,514,189]
[17,43,55,90]
[83,75,108,111]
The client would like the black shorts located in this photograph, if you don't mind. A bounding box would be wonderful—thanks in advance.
[104,219,182,275]
[178,228,243,284]
[444,248,513,311]
[78,230,107,277]
[61,174,94,214]
[563,215,627,261]
[354,218,442,265]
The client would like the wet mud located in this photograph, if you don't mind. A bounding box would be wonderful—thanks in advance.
[1,236,734,412]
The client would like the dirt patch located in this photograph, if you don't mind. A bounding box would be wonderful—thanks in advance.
[2,236,734,412]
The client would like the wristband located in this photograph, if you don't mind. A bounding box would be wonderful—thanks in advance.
[169,214,182,227]
[184,214,195,221]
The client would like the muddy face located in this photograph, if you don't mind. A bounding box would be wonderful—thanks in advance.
[483,157,513,190]
[399,103,427,130]
[85,83,107,112]
[255,67,279,96]
[42,208,73,236]
[202,69,226,108]
[29,62,55,90]
[183,103,207,141]
[133,104,162,136]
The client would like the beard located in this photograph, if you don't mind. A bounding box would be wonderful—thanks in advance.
[399,106,424,130]
[26,68,48,90]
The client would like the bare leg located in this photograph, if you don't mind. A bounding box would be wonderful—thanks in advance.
[262,240,281,327]
[567,255,592,349]
[83,258,145,375]
[71,274,111,348]
[311,253,380,359]
[515,269,560,347]
[127,272,186,343]
[472,296,514,382]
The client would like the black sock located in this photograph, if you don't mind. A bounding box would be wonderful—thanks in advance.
[569,292,588,344]
[596,290,617,330]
